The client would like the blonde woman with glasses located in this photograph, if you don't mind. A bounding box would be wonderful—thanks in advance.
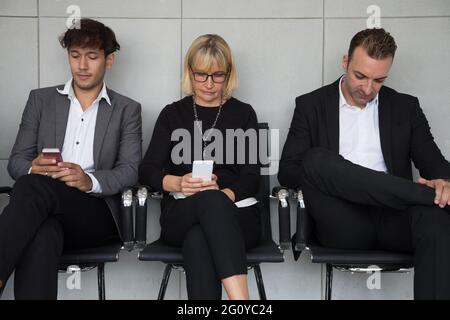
[139,34,261,300]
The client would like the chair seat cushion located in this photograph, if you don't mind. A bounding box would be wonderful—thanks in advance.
[60,242,122,266]
[309,245,413,267]
[247,240,284,264]
[138,239,182,263]
[138,239,284,264]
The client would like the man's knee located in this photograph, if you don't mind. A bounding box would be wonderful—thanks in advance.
[12,174,53,194]
[9,175,58,214]
[410,205,450,237]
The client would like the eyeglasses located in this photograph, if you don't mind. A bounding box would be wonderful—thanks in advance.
[190,66,228,84]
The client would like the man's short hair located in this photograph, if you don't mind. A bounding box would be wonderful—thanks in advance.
[348,28,397,61]
[59,18,120,56]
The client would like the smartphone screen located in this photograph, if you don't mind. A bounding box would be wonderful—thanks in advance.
[42,148,63,164]
[192,160,214,181]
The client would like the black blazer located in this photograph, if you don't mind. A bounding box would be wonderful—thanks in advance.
[278,78,450,189]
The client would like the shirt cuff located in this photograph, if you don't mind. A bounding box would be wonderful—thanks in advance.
[28,167,32,174]
[86,172,102,194]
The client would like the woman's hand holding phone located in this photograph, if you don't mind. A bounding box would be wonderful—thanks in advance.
[180,173,219,196]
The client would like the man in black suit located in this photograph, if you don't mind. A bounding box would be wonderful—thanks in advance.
[279,28,450,299]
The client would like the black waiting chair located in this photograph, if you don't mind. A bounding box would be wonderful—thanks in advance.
[291,188,414,300]
[0,185,134,300]
[134,123,289,300]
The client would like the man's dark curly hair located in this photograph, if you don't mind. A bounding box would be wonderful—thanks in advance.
[59,18,120,56]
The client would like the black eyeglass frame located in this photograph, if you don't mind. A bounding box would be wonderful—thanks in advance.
[189,65,230,84]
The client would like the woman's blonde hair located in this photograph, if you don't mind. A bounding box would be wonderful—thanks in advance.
[182,34,237,100]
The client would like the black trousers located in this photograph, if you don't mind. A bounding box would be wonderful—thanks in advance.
[160,190,261,300]
[0,174,119,300]
[300,147,450,299]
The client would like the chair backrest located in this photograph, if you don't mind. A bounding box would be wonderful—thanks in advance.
[256,122,272,242]
[295,189,317,249]
[303,203,316,246]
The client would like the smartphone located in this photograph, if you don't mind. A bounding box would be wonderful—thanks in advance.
[192,160,214,182]
[42,148,63,164]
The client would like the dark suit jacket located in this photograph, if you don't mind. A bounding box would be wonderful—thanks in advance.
[8,85,143,240]
[278,78,450,189]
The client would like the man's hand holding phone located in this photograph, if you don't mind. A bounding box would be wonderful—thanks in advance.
[32,148,92,192]
[51,162,93,192]
[31,148,64,176]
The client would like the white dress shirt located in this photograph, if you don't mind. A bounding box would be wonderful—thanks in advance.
[338,76,387,172]
[55,78,111,193]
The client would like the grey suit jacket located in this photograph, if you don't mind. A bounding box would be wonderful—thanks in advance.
[8,85,143,240]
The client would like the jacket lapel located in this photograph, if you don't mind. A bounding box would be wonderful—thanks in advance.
[55,90,70,150]
[378,88,393,174]
[325,79,340,153]
[93,90,114,169]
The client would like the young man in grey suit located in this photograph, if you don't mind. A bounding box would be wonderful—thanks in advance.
[0,18,142,299]
[279,28,450,299]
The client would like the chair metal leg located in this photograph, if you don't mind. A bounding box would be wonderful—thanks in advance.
[253,265,267,300]
[158,264,173,300]
[325,264,333,300]
[97,263,106,300]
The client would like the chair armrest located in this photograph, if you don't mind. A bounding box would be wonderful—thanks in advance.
[149,190,163,200]
[271,186,291,250]
[121,189,134,251]
[133,185,163,249]
[293,188,310,259]
[0,186,12,194]
[134,186,149,249]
